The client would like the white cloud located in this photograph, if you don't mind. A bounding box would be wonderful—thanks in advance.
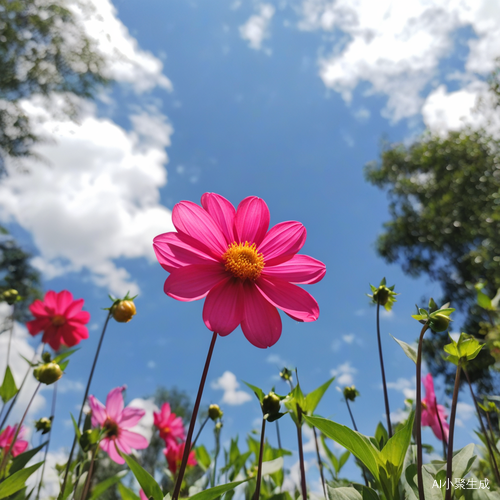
[27,448,68,499]
[331,361,357,386]
[342,333,355,344]
[387,376,416,400]
[128,397,159,442]
[239,4,275,52]
[456,401,475,428]
[211,371,252,405]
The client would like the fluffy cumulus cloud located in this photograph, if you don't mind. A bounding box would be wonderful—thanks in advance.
[239,3,275,52]
[0,0,174,295]
[297,0,500,125]
[330,361,357,386]
[387,377,416,400]
[211,371,252,405]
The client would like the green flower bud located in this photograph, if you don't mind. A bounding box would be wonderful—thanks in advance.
[2,289,20,305]
[34,362,63,385]
[367,279,397,311]
[208,404,223,421]
[261,392,281,417]
[279,367,292,382]
[79,429,99,452]
[215,421,223,431]
[111,299,137,323]
[35,417,53,435]
[42,352,51,363]
[343,386,359,402]
[429,313,452,332]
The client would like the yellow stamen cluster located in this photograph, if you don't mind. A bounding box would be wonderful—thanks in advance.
[51,314,66,326]
[223,242,265,281]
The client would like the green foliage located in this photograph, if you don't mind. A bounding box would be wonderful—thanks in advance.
[444,333,484,366]
[120,453,163,500]
[391,335,417,364]
[0,366,17,403]
[0,461,42,498]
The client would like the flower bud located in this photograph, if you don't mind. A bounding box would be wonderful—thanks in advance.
[2,289,20,305]
[42,352,51,363]
[374,286,390,305]
[215,421,223,431]
[261,392,281,417]
[111,300,136,323]
[34,362,63,385]
[80,429,98,452]
[208,404,223,421]
[279,367,292,382]
[429,313,451,332]
[35,417,52,435]
[343,386,359,402]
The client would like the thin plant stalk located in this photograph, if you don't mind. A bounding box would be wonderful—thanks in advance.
[276,420,282,450]
[172,331,218,500]
[433,396,447,460]
[36,382,58,500]
[212,421,221,488]
[296,405,308,500]
[445,361,462,500]
[5,303,15,368]
[376,301,392,438]
[81,442,99,500]
[463,369,500,485]
[0,382,41,478]
[253,418,266,500]
[60,310,113,496]
[415,322,429,500]
[191,415,209,451]
[345,399,368,487]
[312,426,326,498]
[485,412,499,454]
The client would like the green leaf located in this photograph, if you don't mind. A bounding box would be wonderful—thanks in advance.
[444,333,483,365]
[120,452,163,500]
[10,441,48,474]
[88,470,128,500]
[305,378,335,415]
[374,422,389,450]
[477,290,493,310]
[53,348,78,364]
[195,444,211,471]
[352,485,380,500]
[327,486,363,500]
[321,434,340,474]
[390,335,417,364]
[70,413,82,441]
[304,415,380,481]
[339,450,351,470]
[242,381,264,403]
[117,483,140,500]
[284,384,306,425]
[188,479,248,500]
[260,457,284,476]
[59,360,70,372]
[0,462,43,499]
[0,366,18,403]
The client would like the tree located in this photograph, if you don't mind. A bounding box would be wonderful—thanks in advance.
[0,0,108,173]
[364,127,500,394]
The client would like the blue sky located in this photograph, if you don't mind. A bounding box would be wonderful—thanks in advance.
[1,0,499,493]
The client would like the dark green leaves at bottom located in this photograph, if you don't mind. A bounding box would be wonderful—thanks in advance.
[120,452,163,500]
[0,462,43,499]
[188,479,248,500]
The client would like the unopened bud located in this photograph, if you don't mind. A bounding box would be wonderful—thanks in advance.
[429,313,451,333]
[261,392,281,417]
[111,300,136,323]
[343,386,359,402]
[80,429,98,452]
[208,404,223,421]
[215,421,223,431]
[34,362,63,385]
[42,352,51,363]
[35,417,52,434]
[2,289,20,305]
[279,367,292,381]
[374,286,390,306]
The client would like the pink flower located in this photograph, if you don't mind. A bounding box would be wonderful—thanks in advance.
[88,386,149,464]
[153,403,185,447]
[0,425,28,457]
[163,441,197,474]
[153,193,326,348]
[26,290,90,351]
[421,373,449,442]
[140,491,148,500]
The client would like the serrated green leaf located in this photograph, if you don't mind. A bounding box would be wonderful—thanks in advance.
[0,462,43,499]
[0,366,18,403]
[390,335,417,364]
[88,470,128,500]
[188,479,248,500]
[120,452,163,500]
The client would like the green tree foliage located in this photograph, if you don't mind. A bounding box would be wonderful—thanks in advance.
[365,128,500,394]
[0,0,108,172]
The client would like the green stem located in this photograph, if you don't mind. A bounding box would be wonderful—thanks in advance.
[296,405,308,500]
[172,331,218,500]
[6,303,15,369]
[253,418,266,500]
[275,420,282,450]
[445,361,461,500]
[81,443,99,500]
[212,421,221,488]
[376,302,392,438]
[191,415,210,451]
[432,395,448,460]
[415,323,429,500]
[312,426,326,498]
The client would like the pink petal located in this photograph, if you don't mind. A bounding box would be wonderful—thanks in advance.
[201,193,236,244]
[153,232,218,273]
[56,291,74,314]
[116,436,131,455]
[258,221,306,265]
[421,405,432,427]
[117,407,145,428]
[119,429,149,450]
[12,440,28,457]
[423,374,436,407]
[62,298,84,319]
[240,282,282,348]
[430,417,449,441]
[203,278,244,336]
[88,395,107,427]
[172,201,228,256]
[29,299,50,318]
[43,291,58,310]
[140,491,148,500]
[101,438,124,464]
[67,310,91,325]
[106,387,125,421]
[41,325,61,351]
[61,324,88,347]
[262,254,326,284]
[234,197,270,247]
[164,264,228,302]
[255,276,320,322]
[26,318,50,336]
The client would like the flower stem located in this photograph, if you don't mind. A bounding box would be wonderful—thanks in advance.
[276,420,282,450]
[60,310,112,497]
[81,442,99,500]
[376,302,392,438]
[445,361,461,500]
[415,322,429,500]
[345,399,368,487]
[463,368,500,485]
[296,405,308,500]
[312,426,326,498]
[6,303,15,368]
[432,395,447,460]
[212,420,221,488]
[253,418,266,500]
[172,331,218,500]
[190,415,210,451]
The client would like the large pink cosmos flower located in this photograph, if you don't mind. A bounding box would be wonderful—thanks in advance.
[0,425,28,457]
[26,290,90,351]
[153,193,326,348]
[153,403,185,447]
[88,386,149,464]
[164,441,197,474]
[421,373,449,442]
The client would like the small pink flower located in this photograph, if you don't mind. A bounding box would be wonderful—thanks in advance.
[153,403,185,447]
[0,425,28,457]
[139,490,148,500]
[422,373,449,442]
[26,290,90,351]
[88,386,148,464]
[163,441,197,474]
[153,193,326,348]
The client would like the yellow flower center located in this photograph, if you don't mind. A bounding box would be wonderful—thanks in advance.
[51,315,66,327]
[223,242,265,281]
[163,426,170,435]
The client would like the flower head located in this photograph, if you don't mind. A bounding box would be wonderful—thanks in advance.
[163,441,197,474]
[153,403,185,447]
[88,386,148,464]
[0,425,28,457]
[26,290,90,351]
[421,374,449,442]
[153,193,326,348]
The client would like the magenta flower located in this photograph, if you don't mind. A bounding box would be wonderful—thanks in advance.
[421,373,449,442]
[153,193,326,348]
[26,290,90,351]
[139,491,148,500]
[0,425,28,457]
[164,441,197,474]
[153,403,185,447]
[88,386,149,464]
